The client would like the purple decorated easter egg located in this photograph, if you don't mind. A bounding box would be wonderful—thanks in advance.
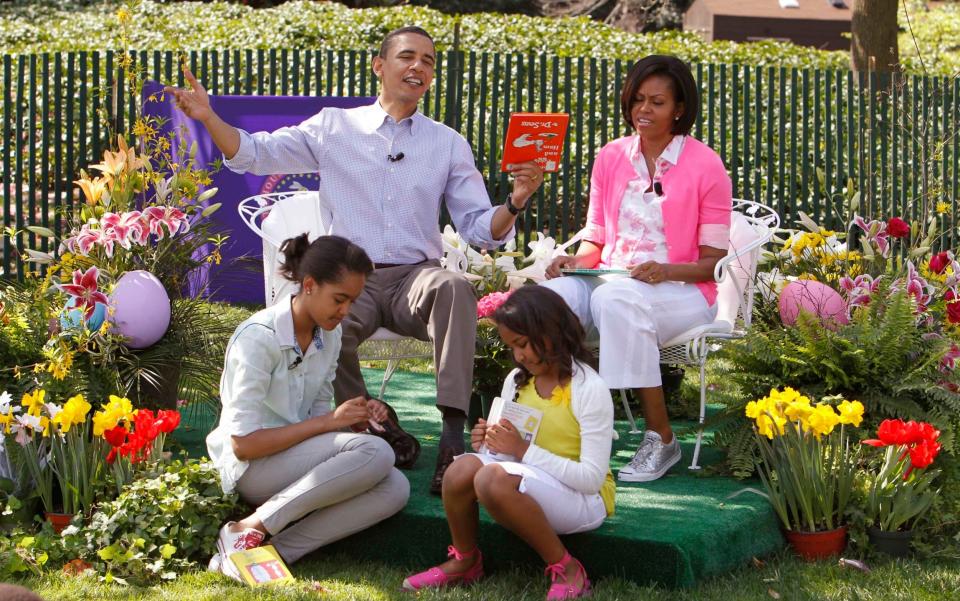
[110,270,170,348]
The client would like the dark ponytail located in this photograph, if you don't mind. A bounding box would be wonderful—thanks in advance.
[278,234,373,285]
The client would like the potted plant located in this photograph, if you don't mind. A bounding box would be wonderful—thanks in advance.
[861,418,942,557]
[471,291,515,425]
[744,387,864,560]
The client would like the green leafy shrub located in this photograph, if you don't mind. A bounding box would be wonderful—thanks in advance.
[62,459,237,583]
[0,0,851,69]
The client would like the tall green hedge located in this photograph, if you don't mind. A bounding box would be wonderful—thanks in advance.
[0,0,851,69]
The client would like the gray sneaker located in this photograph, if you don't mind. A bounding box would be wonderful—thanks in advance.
[617,431,681,482]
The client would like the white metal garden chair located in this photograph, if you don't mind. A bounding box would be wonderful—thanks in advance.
[578,199,779,470]
[238,191,468,400]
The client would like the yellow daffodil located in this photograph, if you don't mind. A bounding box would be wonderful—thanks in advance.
[806,404,840,438]
[92,395,136,436]
[0,408,14,433]
[784,398,814,424]
[836,399,864,427]
[21,389,46,417]
[756,412,787,439]
[745,399,766,419]
[52,394,91,434]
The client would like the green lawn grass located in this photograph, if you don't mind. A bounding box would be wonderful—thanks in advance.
[24,552,960,601]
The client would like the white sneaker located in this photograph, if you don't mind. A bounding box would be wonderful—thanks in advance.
[216,521,265,581]
[207,553,222,573]
[618,431,681,482]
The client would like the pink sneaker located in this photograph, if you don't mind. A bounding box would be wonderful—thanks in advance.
[216,521,265,581]
[401,545,484,591]
[545,551,592,600]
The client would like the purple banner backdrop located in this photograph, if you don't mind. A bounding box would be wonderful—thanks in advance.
[142,81,373,304]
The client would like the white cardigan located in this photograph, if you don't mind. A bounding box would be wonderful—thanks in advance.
[499,360,615,495]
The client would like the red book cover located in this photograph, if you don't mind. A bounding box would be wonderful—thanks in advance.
[500,112,570,173]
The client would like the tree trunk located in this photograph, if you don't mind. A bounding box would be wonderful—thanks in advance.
[851,0,899,72]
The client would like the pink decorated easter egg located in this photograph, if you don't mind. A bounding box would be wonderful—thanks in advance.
[778,280,849,327]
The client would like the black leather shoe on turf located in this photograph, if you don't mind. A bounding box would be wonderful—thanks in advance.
[430,446,458,496]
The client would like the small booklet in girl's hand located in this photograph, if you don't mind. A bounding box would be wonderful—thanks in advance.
[479,396,544,462]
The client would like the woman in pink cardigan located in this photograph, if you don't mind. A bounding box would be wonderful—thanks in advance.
[543,55,732,483]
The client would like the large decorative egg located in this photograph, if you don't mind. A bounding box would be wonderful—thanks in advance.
[111,270,171,349]
[778,280,849,328]
[59,297,107,332]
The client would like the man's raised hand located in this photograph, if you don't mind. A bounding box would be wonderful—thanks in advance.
[164,65,213,123]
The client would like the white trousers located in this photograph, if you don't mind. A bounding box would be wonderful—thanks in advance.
[541,276,716,389]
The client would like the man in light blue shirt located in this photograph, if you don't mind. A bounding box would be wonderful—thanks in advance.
[166,26,543,493]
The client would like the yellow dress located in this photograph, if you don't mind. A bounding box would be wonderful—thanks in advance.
[516,378,616,516]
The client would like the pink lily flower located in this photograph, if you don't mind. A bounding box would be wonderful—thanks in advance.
[941,343,960,372]
[101,211,145,249]
[143,206,189,239]
[900,261,934,314]
[851,215,890,257]
[59,266,109,319]
[65,224,103,256]
[839,274,880,307]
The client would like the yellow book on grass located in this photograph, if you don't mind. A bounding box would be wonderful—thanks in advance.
[229,545,295,586]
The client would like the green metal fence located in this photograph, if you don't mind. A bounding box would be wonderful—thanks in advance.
[2,48,959,277]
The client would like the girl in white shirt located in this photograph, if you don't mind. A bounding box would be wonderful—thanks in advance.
[206,234,409,580]
[403,286,614,600]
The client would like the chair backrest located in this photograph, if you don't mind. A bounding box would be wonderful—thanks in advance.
[713,199,780,332]
[238,191,328,306]
[237,191,469,307]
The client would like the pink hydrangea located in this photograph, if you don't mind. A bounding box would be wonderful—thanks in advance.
[477,291,512,319]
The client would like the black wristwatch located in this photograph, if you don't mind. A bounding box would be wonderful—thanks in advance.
[505,193,524,216]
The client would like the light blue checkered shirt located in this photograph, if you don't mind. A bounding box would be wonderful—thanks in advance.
[225,100,513,264]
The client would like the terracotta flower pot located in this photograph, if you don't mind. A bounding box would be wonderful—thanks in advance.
[784,525,848,560]
[45,512,75,534]
[867,525,913,558]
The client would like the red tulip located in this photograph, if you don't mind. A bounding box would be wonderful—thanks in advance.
[886,217,910,239]
[908,438,942,470]
[103,425,128,448]
[156,409,181,434]
[929,252,951,275]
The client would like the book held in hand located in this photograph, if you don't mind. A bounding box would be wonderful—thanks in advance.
[479,396,544,462]
[228,545,295,586]
[500,112,570,173]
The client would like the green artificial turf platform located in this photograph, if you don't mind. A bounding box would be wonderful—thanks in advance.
[174,367,785,589]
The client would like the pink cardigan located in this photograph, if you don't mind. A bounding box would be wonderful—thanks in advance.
[581,135,732,306]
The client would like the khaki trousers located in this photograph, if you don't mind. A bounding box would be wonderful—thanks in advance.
[236,432,409,564]
[333,260,478,414]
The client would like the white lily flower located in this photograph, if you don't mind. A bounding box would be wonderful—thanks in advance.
[504,237,517,253]
[442,224,467,251]
[494,255,517,272]
[153,176,173,203]
[0,391,11,412]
